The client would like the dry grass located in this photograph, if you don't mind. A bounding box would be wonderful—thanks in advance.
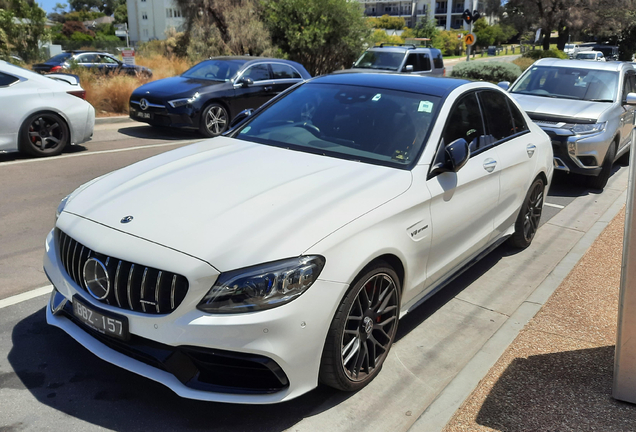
[71,55,194,116]
[513,57,536,72]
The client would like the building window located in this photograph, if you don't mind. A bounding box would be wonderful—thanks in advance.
[166,8,172,17]
[143,28,149,37]
[142,12,148,19]
[141,0,146,2]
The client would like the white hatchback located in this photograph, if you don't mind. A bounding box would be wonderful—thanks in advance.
[0,61,94,157]
[44,73,553,403]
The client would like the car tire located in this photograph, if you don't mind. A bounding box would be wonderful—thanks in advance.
[199,103,229,138]
[587,141,616,190]
[508,177,545,249]
[19,112,70,157]
[319,261,401,392]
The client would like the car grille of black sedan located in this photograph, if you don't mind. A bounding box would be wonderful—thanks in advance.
[57,230,189,315]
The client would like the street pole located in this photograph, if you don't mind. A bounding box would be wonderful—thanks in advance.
[466,21,472,62]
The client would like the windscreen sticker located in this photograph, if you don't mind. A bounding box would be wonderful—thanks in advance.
[240,126,251,134]
[372,93,382,101]
[418,100,434,113]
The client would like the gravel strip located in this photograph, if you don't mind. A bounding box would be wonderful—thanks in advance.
[443,207,636,431]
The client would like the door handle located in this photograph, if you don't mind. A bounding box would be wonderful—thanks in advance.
[264,86,273,91]
[483,158,497,173]
[527,143,536,158]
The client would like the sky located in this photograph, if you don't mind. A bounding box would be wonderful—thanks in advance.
[37,0,63,14]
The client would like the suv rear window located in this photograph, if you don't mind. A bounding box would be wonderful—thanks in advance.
[353,51,404,71]
[433,52,444,69]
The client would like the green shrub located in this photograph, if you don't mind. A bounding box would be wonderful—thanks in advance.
[522,49,568,60]
[450,61,522,83]
[513,57,535,72]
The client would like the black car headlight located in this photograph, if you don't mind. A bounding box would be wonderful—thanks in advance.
[197,256,326,314]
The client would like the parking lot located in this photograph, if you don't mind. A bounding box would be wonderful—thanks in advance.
[0,119,629,431]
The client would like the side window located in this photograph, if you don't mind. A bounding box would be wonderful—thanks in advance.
[403,54,417,71]
[241,64,270,82]
[271,63,300,79]
[507,99,528,134]
[442,92,485,152]
[417,54,431,71]
[433,52,444,69]
[77,54,98,63]
[623,72,636,102]
[0,72,18,87]
[478,90,515,142]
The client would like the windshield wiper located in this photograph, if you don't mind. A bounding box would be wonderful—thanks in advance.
[587,99,613,102]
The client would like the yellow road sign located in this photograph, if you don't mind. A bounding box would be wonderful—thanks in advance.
[465,33,476,46]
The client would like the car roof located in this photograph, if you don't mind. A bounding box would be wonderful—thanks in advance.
[366,45,441,53]
[534,58,625,71]
[309,73,469,97]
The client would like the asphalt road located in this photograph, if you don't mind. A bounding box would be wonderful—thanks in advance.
[0,119,628,431]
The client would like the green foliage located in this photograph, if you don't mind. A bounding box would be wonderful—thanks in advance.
[61,20,94,37]
[114,3,127,24]
[64,10,105,21]
[70,30,93,42]
[512,56,535,72]
[432,30,464,56]
[450,61,522,83]
[0,0,49,62]
[369,29,402,46]
[367,14,405,30]
[413,17,439,40]
[262,0,371,76]
[472,18,517,48]
[522,49,568,59]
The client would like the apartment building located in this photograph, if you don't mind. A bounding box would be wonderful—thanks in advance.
[127,0,186,43]
[360,0,486,30]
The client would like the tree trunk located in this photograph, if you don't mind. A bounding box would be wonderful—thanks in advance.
[542,28,550,50]
[557,24,569,50]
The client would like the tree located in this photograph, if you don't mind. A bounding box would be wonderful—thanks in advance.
[368,14,405,30]
[68,0,120,15]
[113,2,127,24]
[48,2,68,23]
[432,30,464,55]
[413,17,439,40]
[473,18,516,48]
[62,20,94,37]
[0,0,49,62]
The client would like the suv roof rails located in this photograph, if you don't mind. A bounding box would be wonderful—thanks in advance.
[378,43,417,49]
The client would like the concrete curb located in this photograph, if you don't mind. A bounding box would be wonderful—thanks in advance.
[95,116,132,125]
[409,188,628,432]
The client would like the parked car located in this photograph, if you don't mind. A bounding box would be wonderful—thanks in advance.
[348,44,445,77]
[0,61,94,157]
[32,51,152,77]
[563,44,580,58]
[501,58,636,189]
[129,56,311,137]
[575,51,606,61]
[592,45,619,61]
[46,72,552,403]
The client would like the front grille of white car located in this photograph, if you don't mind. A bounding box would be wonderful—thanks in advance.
[57,230,189,315]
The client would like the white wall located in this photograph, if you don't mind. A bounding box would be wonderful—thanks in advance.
[126,0,186,44]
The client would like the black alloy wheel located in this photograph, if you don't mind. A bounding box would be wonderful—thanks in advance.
[509,177,545,248]
[319,262,400,391]
[199,103,229,138]
[20,113,69,157]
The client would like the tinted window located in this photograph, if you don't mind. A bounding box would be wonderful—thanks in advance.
[182,59,246,81]
[271,63,301,79]
[442,93,485,152]
[0,72,19,86]
[623,72,636,102]
[242,64,270,82]
[507,99,528,134]
[353,51,405,71]
[403,53,431,72]
[76,54,99,63]
[236,83,440,167]
[99,55,119,64]
[479,91,515,142]
[48,53,72,63]
[433,52,444,69]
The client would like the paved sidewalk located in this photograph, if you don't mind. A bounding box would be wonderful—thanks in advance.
[441,207,636,431]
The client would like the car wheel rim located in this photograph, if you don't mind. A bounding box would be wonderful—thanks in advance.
[341,273,399,382]
[28,116,65,151]
[523,183,544,242]
[206,106,227,135]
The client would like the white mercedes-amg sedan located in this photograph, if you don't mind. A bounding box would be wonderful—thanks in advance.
[0,61,94,157]
[44,73,553,403]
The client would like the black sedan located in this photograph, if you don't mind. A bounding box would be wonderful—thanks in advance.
[128,57,311,137]
[32,51,152,77]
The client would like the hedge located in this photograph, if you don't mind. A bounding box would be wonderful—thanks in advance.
[450,61,522,83]
[521,49,568,60]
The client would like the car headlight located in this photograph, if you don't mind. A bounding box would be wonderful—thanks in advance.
[197,256,326,314]
[168,92,200,108]
[55,174,109,220]
[56,195,70,220]
[571,122,606,135]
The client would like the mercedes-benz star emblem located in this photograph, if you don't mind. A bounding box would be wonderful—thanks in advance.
[121,215,133,223]
[139,98,149,111]
[83,257,110,300]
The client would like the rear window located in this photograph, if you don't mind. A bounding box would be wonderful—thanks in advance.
[433,52,444,69]
[0,72,18,86]
[353,51,405,71]
[47,53,72,63]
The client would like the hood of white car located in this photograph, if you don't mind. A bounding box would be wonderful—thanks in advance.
[64,137,412,271]
[511,93,612,121]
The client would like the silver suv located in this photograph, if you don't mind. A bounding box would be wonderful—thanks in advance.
[350,44,445,77]
[501,58,636,189]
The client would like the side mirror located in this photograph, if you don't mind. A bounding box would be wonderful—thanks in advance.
[497,81,510,91]
[229,108,253,129]
[626,93,636,106]
[429,138,470,178]
[237,77,253,88]
[404,65,414,73]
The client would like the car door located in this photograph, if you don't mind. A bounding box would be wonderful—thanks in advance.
[75,53,99,71]
[98,54,121,75]
[620,70,636,152]
[0,71,23,150]
[269,63,304,95]
[477,90,536,238]
[232,63,277,114]
[424,91,501,288]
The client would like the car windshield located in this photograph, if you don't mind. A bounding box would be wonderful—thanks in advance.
[235,83,440,167]
[564,44,575,50]
[181,59,246,81]
[48,53,72,63]
[511,66,618,102]
[353,51,405,71]
[576,53,597,59]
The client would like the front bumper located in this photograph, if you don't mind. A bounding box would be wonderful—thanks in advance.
[129,100,197,130]
[44,217,347,403]
[540,125,612,176]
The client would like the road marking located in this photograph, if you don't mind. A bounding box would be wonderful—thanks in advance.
[0,285,52,309]
[545,202,566,209]
[1,139,200,166]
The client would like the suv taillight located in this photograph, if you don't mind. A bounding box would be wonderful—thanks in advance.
[50,65,62,72]
[67,90,86,100]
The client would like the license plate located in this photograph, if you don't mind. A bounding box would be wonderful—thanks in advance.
[136,111,152,119]
[72,296,129,341]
